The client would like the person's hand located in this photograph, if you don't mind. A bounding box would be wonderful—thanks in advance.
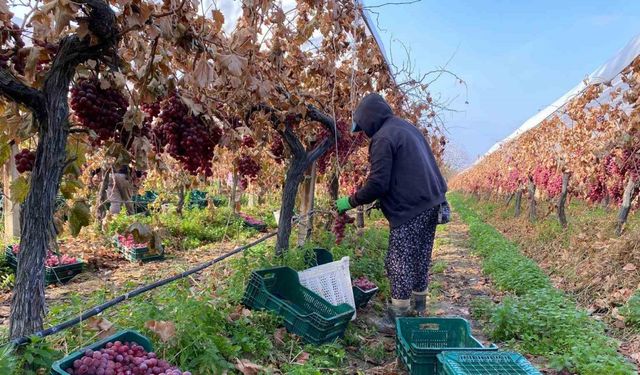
[336,196,353,214]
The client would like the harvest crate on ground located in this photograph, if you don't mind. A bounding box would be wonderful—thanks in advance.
[242,266,355,344]
[437,351,541,375]
[5,245,84,285]
[396,317,498,375]
[113,235,165,263]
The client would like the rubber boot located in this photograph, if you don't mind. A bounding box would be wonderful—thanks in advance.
[371,298,411,335]
[412,290,428,316]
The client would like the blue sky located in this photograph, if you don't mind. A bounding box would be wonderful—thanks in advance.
[365,0,640,164]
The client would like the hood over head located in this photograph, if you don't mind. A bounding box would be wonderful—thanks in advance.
[352,93,394,138]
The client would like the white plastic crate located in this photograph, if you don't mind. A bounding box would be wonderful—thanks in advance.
[298,256,357,320]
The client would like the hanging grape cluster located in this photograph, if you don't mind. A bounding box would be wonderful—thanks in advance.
[269,135,285,163]
[235,154,260,188]
[0,23,26,74]
[317,120,366,175]
[70,77,128,144]
[152,94,222,176]
[332,213,354,244]
[14,149,35,173]
[241,135,256,148]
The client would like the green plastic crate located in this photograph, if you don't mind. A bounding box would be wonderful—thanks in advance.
[186,190,208,209]
[353,285,379,308]
[113,235,164,263]
[437,351,541,375]
[396,317,498,375]
[243,266,355,344]
[6,245,84,284]
[51,330,152,375]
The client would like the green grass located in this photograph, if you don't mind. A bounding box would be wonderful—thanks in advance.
[106,206,260,250]
[430,260,447,274]
[1,215,392,374]
[450,193,636,375]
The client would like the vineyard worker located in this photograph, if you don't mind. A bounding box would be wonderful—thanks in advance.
[336,93,448,333]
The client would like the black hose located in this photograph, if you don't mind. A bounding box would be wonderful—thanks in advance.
[9,230,278,346]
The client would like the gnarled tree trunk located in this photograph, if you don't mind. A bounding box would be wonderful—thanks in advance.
[296,160,317,247]
[528,179,536,222]
[4,0,119,339]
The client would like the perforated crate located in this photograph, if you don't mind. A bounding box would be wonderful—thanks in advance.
[303,248,378,309]
[298,256,356,320]
[437,351,541,375]
[396,317,498,375]
[243,266,354,344]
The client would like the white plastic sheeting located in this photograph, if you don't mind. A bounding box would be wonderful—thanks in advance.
[477,33,640,164]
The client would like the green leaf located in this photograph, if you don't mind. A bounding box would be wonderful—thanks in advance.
[60,178,84,199]
[9,175,29,203]
[68,200,91,236]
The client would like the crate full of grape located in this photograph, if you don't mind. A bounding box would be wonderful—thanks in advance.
[7,244,84,284]
[352,276,379,308]
[51,330,192,375]
[115,234,165,263]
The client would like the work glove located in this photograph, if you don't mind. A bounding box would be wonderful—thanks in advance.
[336,196,353,214]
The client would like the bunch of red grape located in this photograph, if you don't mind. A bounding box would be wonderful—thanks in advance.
[352,276,376,291]
[332,213,354,244]
[269,135,285,163]
[45,253,78,267]
[0,23,26,73]
[15,148,35,173]
[64,341,191,375]
[117,234,147,249]
[12,245,78,267]
[241,135,256,148]
[152,94,221,176]
[70,77,128,143]
[531,166,563,197]
[317,120,366,174]
[235,154,260,187]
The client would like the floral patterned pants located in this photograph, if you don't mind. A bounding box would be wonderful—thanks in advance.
[385,206,439,300]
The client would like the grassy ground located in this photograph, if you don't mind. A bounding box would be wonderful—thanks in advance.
[452,193,637,374]
[0,208,397,374]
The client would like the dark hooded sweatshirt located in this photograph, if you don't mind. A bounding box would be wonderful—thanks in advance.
[348,93,448,228]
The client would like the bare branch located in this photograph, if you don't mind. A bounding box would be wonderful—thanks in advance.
[0,69,46,119]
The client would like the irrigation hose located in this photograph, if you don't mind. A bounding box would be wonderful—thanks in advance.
[9,230,278,346]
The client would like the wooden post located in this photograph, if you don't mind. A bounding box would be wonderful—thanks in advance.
[514,189,522,217]
[3,144,20,240]
[616,176,638,236]
[356,205,365,235]
[297,161,317,247]
[557,172,569,228]
[528,179,536,222]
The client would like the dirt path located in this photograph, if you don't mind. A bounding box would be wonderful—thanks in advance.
[350,213,498,374]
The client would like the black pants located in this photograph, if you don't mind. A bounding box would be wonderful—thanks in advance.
[385,206,439,299]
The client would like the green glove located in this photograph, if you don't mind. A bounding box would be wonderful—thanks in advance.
[336,196,353,214]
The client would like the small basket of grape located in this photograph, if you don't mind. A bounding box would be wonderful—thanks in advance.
[352,276,379,308]
[7,244,84,284]
[114,234,164,263]
[51,330,192,375]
